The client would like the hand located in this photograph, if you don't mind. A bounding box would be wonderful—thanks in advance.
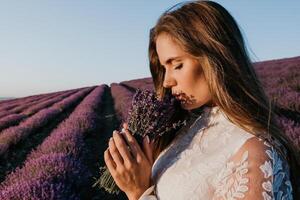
[104,123,155,200]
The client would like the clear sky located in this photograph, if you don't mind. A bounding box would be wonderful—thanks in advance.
[0,0,299,98]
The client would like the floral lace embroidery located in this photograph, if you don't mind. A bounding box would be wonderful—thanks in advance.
[259,140,293,200]
[213,151,249,200]
[213,140,293,200]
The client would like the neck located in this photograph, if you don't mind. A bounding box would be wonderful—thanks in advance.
[189,106,205,115]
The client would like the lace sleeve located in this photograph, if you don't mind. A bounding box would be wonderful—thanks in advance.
[138,185,157,200]
[212,137,293,200]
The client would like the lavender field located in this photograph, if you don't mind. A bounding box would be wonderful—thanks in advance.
[0,56,299,199]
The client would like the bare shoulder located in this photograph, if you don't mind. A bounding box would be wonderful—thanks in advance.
[229,136,271,165]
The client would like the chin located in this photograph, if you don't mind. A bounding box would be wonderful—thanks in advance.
[181,103,196,110]
[181,103,206,111]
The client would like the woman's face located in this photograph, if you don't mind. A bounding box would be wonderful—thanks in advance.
[156,33,213,110]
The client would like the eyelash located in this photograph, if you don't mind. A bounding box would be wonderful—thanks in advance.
[162,64,182,71]
[174,64,183,70]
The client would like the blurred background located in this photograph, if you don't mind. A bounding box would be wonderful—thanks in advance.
[0,0,299,98]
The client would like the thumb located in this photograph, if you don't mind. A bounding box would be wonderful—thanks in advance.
[143,135,154,165]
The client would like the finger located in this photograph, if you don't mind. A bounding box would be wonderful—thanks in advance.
[142,135,154,164]
[120,130,138,159]
[108,137,124,167]
[123,123,129,130]
[120,129,137,160]
[112,130,135,165]
[123,129,146,163]
[104,149,116,175]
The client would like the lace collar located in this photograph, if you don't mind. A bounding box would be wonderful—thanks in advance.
[152,105,223,170]
[151,105,223,182]
[187,105,222,125]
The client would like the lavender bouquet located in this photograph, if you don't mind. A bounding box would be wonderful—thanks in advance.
[93,89,188,195]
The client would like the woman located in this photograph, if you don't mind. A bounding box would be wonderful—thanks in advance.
[104,1,300,199]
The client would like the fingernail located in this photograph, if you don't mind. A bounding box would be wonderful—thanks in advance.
[121,128,125,133]
[146,135,150,144]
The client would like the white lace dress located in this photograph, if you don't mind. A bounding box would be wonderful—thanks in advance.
[138,106,293,200]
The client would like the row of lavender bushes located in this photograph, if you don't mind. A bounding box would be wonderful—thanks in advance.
[0,89,68,111]
[0,91,56,106]
[276,116,300,148]
[0,85,107,199]
[0,91,54,106]
[0,92,60,118]
[110,83,135,121]
[0,87,95,157]
[254,57,300,112]
[0,87,85,107]
[120,77,154,91]
[253,57,300,148]
[0,89,77,119]
[0,94,49,112]
[0,89,80,132]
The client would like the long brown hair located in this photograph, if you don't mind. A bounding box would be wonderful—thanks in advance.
[148,0,300,198]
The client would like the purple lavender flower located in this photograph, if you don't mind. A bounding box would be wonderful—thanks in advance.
[126,89,188,145]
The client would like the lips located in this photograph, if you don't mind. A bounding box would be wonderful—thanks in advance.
[172,91,188,104]
[173,93,182,99]
[172,91,182,97]
[174,94,188,104]
[179,99,188,104]
[174,95,183,100]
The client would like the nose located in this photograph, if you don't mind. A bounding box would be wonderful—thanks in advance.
[163,72,176,88]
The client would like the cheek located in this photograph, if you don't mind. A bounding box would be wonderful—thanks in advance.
[192,75,211,101]
[176,66,210,99]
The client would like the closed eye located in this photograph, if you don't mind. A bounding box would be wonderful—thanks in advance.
[174,64,183,70]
